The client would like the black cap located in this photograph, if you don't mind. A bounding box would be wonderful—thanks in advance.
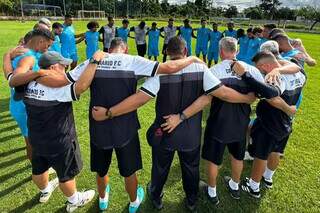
[39,51,73,68]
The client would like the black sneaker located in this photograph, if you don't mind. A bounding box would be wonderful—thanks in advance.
[199,180,219,206]
[223,176,240,200]
[146,182,163,210]
[240,177,261,199]
[262,176,273,189]
[184,198,197,213]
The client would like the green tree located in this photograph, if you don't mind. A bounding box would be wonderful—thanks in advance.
[224,5,238,18]
[259,0,281,20]
[244,6,263,19]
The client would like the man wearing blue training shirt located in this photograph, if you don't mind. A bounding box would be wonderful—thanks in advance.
[178,19,196,56]
[223,22,237,38]
[116,19,130,43]
[60,15,84,70]
[49,22,63,54]
[208,22,223,67]
[147,22,160,61]
[195,18,211,63]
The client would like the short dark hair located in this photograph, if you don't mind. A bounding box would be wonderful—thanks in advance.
[252,51,276,64]
[272,33,289,41]
[65,14,72,19]
[253,27,263,34]
[87,21,99,30]
[108,16,113,21]
[237,28,245,38]
[152,22,157,26]
[166,36,186,56]
[122,19,129,24]
[201,18,206,23]
[110,37,127,49]
[269,28,285,39]
[52,22,63,29]
[31,29,55,41]
[264,23,277,30]
[169,18,174,21]
[139,21,146,28]
[183,19,190,24]
[247,28,253,33]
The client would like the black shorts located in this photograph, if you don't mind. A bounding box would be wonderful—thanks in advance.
[137,44,147,57]
[90,133,142,178]
[202,138,246,166]
[248,120,290,160]
[162,43,168,55]
[32,141,83,182]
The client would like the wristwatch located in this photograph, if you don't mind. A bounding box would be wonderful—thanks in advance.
[89,57,100,65]
[179,112,187,122]
[105,109,113,120]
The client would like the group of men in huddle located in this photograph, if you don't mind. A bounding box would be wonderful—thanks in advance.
[2,16,313,212]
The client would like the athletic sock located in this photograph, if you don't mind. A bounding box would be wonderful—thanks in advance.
[249,178,260,192]
[129,196,140,208]
[40,183,52,194]
[263,167,275,181]
[229,179,239,191]
[207,186,217,198]
[68,191,80,204]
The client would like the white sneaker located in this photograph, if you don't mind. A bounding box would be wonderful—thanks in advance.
[244,151,254,161]
[39,178,59,203]
[66,190,95,213]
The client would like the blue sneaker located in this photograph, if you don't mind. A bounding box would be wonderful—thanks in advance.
[128,186,145,213]
[99,184,110,211]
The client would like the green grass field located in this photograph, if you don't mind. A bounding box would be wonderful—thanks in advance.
[0,20,319,213]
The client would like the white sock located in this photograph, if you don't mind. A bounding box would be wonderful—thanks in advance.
[207,186,217,198]
[129,196,140,207]
[249,178,260,192]
[99,194,109,202]
[263,167,275,181]
[229,179,239,191]
[40,183,52,194]
[68,191,80,204]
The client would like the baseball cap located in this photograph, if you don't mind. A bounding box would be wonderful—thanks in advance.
[39,51,73,68]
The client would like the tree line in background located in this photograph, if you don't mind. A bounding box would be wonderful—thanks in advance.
[0,0,320,28]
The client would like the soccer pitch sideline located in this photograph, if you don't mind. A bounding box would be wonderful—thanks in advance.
[0,20,319,212]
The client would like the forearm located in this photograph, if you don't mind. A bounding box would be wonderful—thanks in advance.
[3,52,13,79]
[214,86,254,104]
[277,61,301,74]
[9,71,40,87]
[36,70,69,87]
[182,95,212,118]
[110,92,151,117]
[242,72,280,99]
[158,57,193,74]
[267,97,292,114]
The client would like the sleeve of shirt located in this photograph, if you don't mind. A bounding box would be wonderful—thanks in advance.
[65,60,90,83]
[139,76,160,98]
[98,26,104,34]
[246,65,265,83]
[54,83,79,102]
[203,67,223,94]
[131,56,159,77]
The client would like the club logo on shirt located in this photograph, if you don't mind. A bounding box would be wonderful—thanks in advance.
[99,60,122,68]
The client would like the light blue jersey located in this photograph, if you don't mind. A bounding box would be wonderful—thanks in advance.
[60,24,78,61]
[117,27,129,43]
[237,36,249,62]
[10,50,41,137]
[180,26,193,56]
[224,30,237,38]
[85,31,99,59]
[196,27,210,55]
[49,35,61,54]
[208,30,223,62]
[281,49,304,67]
[246,38,261,64]
[148,29,160,57]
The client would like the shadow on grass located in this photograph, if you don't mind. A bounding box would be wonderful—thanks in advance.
[0,124,18,134]
[0,133,21,143]
[0,113,11,120]
[0,146,25,158]
[0,164,31,189]
[0,118,15,125]
[8,193,39,213]
[0,98,9,114]
[0,155,27,170]
[0,173,32,199]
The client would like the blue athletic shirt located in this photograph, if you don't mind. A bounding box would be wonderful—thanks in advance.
[196,27,210,47]
[237,36,249,61]
[246,37,261,64]
[224,30,237,38]
[60,25,77,56]
[116,27,130,43]
[281,49,304,67]
[85,31,99,59]
[148,29,160,50]
[179,26,193,46]
[49,35,61,54]
[209,30,223,51]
